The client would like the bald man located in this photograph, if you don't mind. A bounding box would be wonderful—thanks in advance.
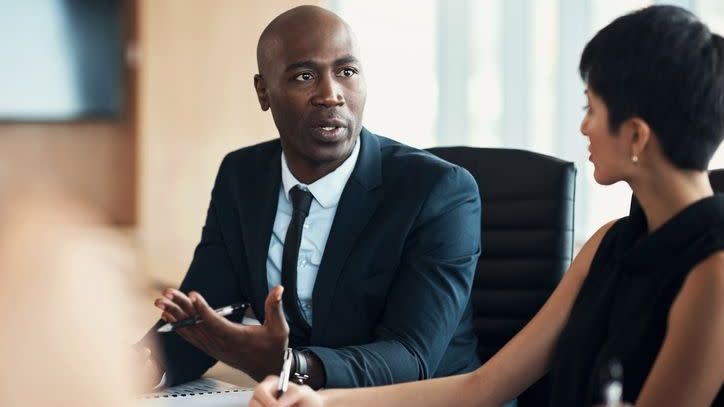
[138,5,481,390]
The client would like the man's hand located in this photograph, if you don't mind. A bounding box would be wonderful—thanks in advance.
[154,285,289,382]
[250,376,323,407]
[134,346,164,391]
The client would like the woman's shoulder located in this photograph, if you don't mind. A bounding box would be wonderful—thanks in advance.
[566,219,621,281]
[670,250,724,327]
[589,218,622,245]
[684,251,724,297]
[670,249,724,334]
[582,217,628,260]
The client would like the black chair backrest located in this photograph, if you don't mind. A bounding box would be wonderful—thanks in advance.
[427,147,576,406]
[630,168,724,214]
[712,169,724,191]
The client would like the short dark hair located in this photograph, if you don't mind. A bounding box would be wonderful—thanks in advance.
[579,5,724,170]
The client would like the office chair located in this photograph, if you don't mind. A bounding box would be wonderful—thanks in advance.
[711,169,724,191]
[629,168,724,214]
[427,147,576,407]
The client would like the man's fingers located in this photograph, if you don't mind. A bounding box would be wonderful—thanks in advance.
[164,288,197,316]
[155,297,189,321]
[189,291,236,333]
[167,291,240,357]
[161,311,177,323]
[264,285,289,336]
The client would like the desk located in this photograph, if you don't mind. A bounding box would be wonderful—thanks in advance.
[204,362,256,388]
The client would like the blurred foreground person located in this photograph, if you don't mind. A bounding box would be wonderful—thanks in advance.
[0,185,140,406]
[252,5,724,407]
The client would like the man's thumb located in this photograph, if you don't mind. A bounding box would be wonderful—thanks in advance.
[264,285,287,332]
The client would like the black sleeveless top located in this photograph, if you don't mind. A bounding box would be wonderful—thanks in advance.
[550,195,724,406]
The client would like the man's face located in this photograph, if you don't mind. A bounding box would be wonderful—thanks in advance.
[256,19,366,168]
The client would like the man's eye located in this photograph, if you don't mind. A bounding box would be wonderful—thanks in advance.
[337,68,357,78]
[294,72,314,81]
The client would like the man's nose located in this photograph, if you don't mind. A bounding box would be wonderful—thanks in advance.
[311,75,345,107]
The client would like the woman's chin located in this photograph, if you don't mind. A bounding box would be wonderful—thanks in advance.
[592,169,618,186]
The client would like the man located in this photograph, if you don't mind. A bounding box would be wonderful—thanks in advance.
[139,5,481,389]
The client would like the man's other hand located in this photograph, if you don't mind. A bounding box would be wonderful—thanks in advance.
[154,285,289,381]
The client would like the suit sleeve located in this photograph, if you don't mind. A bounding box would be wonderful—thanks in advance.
[305,166,481,387]
[137,156,247,385]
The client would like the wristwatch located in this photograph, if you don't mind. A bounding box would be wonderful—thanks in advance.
[290,349,310,385]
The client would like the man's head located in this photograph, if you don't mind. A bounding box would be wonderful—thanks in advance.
[254,6,366,181]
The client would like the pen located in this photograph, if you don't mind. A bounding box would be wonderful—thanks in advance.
[156,302,249,333]
[277,348,293,398]
[603,359,623,407]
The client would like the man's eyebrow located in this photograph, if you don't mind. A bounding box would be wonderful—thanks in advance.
[284,56,360,72]
[334,55,360,66]
[285,60,315,72]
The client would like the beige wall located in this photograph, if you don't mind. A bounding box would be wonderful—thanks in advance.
[137,1,322,284]
[0,122,134,225]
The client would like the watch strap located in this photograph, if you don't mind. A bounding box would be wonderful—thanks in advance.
[290,349,310,385]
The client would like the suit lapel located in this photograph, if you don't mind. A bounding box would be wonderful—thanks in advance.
[239,145,281,322]
[312,129,383,342]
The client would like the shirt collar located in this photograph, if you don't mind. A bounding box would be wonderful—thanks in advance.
[281,137,361,209]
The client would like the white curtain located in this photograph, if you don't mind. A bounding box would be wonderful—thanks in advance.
[330,0,724,241]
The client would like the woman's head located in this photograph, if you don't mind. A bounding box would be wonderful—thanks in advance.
[579,5,724,176]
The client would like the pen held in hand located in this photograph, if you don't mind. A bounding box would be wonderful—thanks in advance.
[156,302,249,333]
[277,348,293,398]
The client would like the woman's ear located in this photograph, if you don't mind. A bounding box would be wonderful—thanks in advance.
[254,74,270,111]
[627,117,652,159]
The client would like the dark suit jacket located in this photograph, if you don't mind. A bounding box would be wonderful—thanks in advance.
[147,128,482,387]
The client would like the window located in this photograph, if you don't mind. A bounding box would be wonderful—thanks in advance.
[330,0,438,148]
[0,0,123,120]
[330,0,724,241]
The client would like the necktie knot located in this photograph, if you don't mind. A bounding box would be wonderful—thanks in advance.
[290,186,313,217]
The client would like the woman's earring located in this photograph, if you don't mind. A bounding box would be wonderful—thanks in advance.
[631,155,639,164]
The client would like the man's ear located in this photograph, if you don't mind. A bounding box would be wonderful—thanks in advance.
[254,74,270,111]
[627,117,652,158]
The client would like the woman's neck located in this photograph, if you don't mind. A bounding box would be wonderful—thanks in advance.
[630,166,713,234]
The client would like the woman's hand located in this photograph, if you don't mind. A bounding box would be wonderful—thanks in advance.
[251,376,324,407]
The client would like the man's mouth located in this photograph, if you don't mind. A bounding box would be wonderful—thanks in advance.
[310,126,346,141]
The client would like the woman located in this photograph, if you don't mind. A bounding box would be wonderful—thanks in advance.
[251,5,724,406]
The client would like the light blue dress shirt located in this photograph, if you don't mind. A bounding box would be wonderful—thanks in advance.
[266,139,361,325]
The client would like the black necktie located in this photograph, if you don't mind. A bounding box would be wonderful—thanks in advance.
[282,185,313,340]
